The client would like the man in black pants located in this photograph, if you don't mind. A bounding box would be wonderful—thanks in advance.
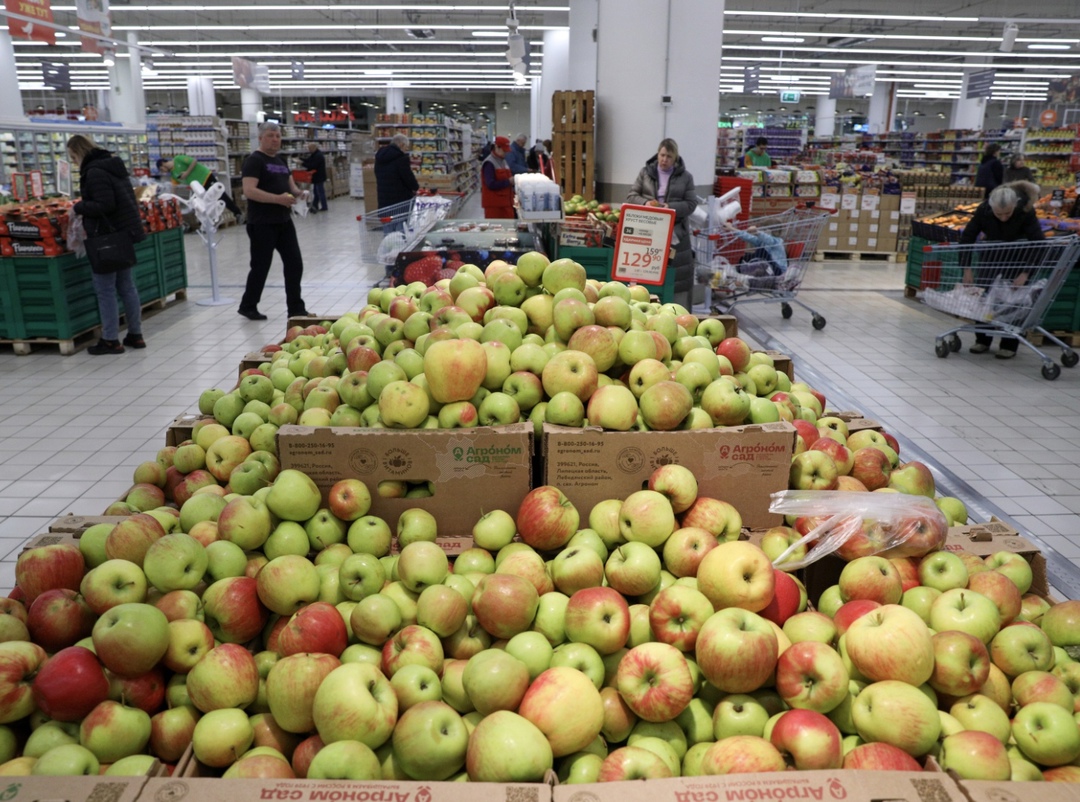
[238,122,309,320]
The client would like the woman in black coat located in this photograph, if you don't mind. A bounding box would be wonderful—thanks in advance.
[974,143,1004,200]
[68,134,148,355]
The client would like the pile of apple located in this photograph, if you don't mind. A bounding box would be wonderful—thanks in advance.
[562,196,617,222]
[5,450,1080,785]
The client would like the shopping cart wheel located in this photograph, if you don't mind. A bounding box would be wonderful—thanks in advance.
[812,315,827,331]
[781,303,793,319]
[948,335,962,352]
[935,340,950,359]
[1062,349,1079,368]
[1042,363,1061,380]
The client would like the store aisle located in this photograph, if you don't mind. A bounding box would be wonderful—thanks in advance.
[0,201,1077,595]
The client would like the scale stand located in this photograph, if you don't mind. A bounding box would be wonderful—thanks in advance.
[195,219,234,306]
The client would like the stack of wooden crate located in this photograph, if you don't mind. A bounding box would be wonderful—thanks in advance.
[551,90,595,202]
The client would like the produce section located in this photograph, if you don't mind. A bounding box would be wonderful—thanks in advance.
[0,246,1076,795]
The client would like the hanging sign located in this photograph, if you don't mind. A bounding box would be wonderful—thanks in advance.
[1039,109,1058,127]
[965,69,996,99]
[56,159,72,196]
[612,204,676,286]
[75,0,111,55]
[11,173,29,201]
[291,61,304,80]
[41,61,70,91]
[5,0,56,44]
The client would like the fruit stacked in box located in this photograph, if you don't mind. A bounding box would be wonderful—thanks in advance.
[0,198,184,259]
[5,249,1079,785]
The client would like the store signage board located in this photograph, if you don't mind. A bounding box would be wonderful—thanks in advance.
[830,65,876,99]
[900,191,917,215]
[291,61,304,80]
[780,90,801,103]
[56,159,71,196]
[965,69,996,99]
[612,204,675,286]
[743,66,761,93]
[29,171,43,198]
[11,173,28,202]
[75,0,110,54]
[41,61,69,91]
[5,0,56,44]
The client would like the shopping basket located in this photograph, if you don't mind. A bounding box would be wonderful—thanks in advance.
[918,236,1080,380]
[693,206,832,329]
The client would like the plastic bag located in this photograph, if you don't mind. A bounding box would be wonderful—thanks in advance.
[985,276,1045,326]
[65,213,87,257]
[766,490,949,570]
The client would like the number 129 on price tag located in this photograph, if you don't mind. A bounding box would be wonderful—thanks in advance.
[612,204,676,286]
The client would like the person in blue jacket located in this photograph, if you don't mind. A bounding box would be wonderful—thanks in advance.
[505,134,529,175]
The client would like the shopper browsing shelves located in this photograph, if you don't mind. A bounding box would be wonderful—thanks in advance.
[744,137,772,168]
[157,155,243,221]
[300,142,329,213]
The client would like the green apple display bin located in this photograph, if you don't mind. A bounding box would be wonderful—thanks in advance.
[0,228,187,342]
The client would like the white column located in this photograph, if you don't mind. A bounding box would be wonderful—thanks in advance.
[538,29,570,141]
[187,77,215,116]
[815,96,837,138]
[386,86,405,115]
[241,88,262,149]
[867,81,894,134]
[568,0,598,92]
[951,72,987,130]
[595,0,724,198]
[124,33,146,126]
[108,58,139,126]
[0,32,25,123]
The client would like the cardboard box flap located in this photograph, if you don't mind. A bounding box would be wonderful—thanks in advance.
[2,775,149,802]
[145,777,553,802]
[48,515,127,533]
[958,779,1078,802]
[277,423,533,537]
[945,519,1048,598]
[541,422,795,530]
[551,770,966,802]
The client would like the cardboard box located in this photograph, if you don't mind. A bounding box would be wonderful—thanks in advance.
[958,779,1080,802]
[845,236,860,249]
[756,350,794,380]
[48,514,127,533]
[22,530,82,551]
[146,776,552,802]
[166,413,207,448]
[857,235,878,250]
[541,422,796,529]
[860,222,880,235]
[0,776,150,802]
[697,313,739,340]
[945,519,1049,597]
[277,423,534,543]
[238,351,273,380]
[286,315,335,336]
[551,771,966,802]
[824,236,839,248]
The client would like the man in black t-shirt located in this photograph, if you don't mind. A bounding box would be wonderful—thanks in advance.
[237,121,309,320]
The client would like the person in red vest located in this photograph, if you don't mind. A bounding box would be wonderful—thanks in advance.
[481,136,514,219]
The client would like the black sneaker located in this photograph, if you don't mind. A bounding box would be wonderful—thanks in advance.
[123,333,146,349]
[88,339,124,355]
[238,308,268,321]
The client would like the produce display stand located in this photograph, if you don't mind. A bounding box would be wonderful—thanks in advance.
[0,227,187,354]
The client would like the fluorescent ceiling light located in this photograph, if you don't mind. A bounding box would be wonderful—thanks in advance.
[363,70,394,76]
[761,37,804,44]
[726,10,979,22]
[1028,43,1070,50]
[53,3,569,10]
[473,31,507,37]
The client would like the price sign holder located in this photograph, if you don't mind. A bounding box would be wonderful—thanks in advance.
[11,173,28,202]
[612,204,676,286]
[30,170,44,198]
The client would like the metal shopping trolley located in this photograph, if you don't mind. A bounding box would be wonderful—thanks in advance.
[692,206,833,330]
[919,236,1080,380]
[356,193,457,283]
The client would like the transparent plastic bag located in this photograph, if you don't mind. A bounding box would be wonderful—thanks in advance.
[66,213,87,257]
[767,490,949,570]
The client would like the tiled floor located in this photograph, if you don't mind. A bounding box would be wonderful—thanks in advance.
[1,195,1077,597]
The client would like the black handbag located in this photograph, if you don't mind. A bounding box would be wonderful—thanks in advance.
[85,220,137,274]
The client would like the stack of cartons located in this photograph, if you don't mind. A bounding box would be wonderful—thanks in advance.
[818,189,901,256]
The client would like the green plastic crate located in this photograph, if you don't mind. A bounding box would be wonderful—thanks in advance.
[904,236,930,289]
[1041,265,1080,331]
[156,227,188,295]
[555,245,614,282]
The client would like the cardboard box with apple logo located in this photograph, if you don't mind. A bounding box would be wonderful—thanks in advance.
[541,421,797,530]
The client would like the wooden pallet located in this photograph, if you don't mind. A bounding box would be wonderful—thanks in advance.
[552,132,595,202]
[814,250,900,263]
[1028,330,1080,347]
[1,290,188,356]
[552,90,595,134]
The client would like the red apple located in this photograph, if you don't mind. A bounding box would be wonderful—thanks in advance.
[32,645,110,721]
[277,602,349,658]
[15,544,85,605]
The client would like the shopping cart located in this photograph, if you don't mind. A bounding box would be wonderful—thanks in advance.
[356,193,457,283]
[919,236,1080,380]
[693,206,833,329]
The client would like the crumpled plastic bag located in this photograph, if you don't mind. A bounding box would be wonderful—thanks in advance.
[919,283,988,321]
[65,213,87,257]
[766,490,949,570]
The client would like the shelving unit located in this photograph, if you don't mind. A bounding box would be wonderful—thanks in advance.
[0,123,148,196]
[742,127,806,163]
[1022,127,1080,188]
[147,116,228,183]
[715,129,740,171]
[373,116,476,195]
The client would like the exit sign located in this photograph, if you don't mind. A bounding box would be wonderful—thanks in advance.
[780,90,801,103]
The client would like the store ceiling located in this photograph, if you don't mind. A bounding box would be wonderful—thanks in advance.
[9,0,1080,104]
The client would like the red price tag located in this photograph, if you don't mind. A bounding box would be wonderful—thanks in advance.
[612,204,676,286]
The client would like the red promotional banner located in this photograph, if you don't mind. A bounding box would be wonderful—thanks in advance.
[76,0,111,55]
[5,0,56,45]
